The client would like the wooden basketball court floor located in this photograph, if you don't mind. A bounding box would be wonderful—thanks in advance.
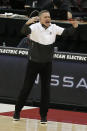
[0,115,87,131]
[0,104,87,131]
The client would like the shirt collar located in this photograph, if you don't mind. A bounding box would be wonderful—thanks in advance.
[39,22,51,30]
[42,24,50,29]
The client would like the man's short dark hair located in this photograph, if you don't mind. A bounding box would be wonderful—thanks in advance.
[38,10,50,17]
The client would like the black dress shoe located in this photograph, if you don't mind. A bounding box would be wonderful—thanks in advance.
[13,111,20,121]
[40,116,47,124]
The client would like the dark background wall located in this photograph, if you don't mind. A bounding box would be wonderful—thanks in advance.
[0,0,87,53]
[0,17,87,54]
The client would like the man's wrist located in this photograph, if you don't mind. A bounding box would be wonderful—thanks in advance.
[25,21,31,25]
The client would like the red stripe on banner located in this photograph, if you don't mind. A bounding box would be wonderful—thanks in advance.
[0,108,87,125]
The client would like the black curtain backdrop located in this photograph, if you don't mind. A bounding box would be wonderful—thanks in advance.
[9,0,25,9]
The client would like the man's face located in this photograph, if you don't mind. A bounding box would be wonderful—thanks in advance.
[39,12,51,27]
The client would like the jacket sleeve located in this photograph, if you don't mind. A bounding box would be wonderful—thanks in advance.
[61,26,77,37]
[21,24,31,36]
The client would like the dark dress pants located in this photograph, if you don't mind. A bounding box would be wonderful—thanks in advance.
[15,60,52,117]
